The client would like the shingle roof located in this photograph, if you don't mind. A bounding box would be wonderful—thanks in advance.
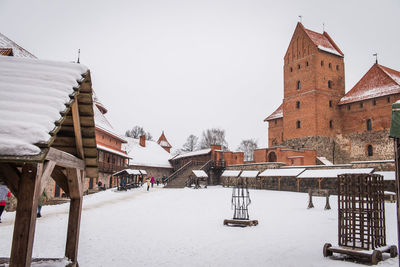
[264,103,283,121]
[0,33,36,58]
[338,64,400,105]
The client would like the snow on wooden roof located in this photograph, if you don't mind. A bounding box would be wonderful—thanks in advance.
[221,170,241,177]
[297,168,374,179]
[0,56,98,177]
[339,64,400,105]
[264,103,283,121]
[97,144,131,159]
[374,171,395,181]
[302,24,343,57]
[0,32,36,58]
[259,168,305,177]
[317,157,333,166]
[192,170,208,178]
[171,148,212,160]
[113,169,141,176]
[123,137,172,168]
[240,170,259,178]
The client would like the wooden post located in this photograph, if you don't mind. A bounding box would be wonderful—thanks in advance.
[394,138,400,267]
[10,163,43,267]
[318,178,323,190]
[65,196,82,263]
[297,178,300,192]
[278,177,281,191]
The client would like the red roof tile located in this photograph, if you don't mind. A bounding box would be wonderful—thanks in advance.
[338,64,400,105]
[300,23,344,57]
[264,104,283,121]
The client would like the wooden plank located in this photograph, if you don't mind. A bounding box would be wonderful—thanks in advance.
[78,104,94,116]
[85,157,97,166]
[85,167,98,178]
[0,163,20,196]
[51,167,70,197]
[77,93,94,105]
[65,197,82,263]
[53,136,96,147]
[71,99,85,160]
[10,163,43,267]
[46,148,85,170]
[39,161,56,195]
[66,168,82,199]
[63,115,95,127]
[57,126,96,138]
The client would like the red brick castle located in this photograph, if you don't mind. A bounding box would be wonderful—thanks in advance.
[264,22,400,164]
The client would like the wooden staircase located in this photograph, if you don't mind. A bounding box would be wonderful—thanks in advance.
[165,161,205,188]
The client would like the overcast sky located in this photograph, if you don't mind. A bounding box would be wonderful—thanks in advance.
[1,0,399,151]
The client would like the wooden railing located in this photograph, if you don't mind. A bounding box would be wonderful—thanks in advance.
[167,161,194,184]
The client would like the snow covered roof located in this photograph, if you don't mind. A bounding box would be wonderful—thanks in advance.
[0,56,98,177]
[240,170,259,178]
[339,64,400,105]
[221,170,241,177]
[0,32,36,58]
[94,104,126,143]
[264,104,283,121]
[171,148,212,160]
[297,168,374,179]
[259,168,305,177]
[123,137,172,168]
[140,170,147,175]
[302,24,344,57]
[317,157,333,166]
[97,144,131,159]
[192,170,208,178]
[374,171,395,180]
[113,169,141,176]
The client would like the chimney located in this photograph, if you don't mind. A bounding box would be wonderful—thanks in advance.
[139,135,146,147]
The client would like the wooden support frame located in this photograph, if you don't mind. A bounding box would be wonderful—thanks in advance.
[0,163,20,196]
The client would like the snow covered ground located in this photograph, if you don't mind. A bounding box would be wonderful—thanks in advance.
[0,186,398,267]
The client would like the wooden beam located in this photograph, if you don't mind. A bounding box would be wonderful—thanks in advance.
[65,197,82,263]
[46,148,85,170]
[39,161,56,195]
[66,168,82,199]
[51,167,70,197]
[71,99,85,160]
[0,163,20,196]
[10,163,43,267]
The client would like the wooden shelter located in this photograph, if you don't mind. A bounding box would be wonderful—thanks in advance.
[0,57,98,266]
[113,169,142,190]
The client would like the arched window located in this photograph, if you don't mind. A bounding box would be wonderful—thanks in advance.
[367,145,373,156]
[328,63,332,69]
[328,80,332,89]
[268,152,277,162]
[297,81,301,90]
[367,119,372,131]
[296,101,300,109]
[296,120,301,128]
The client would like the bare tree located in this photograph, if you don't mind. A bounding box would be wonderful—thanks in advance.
[199,128,228,150]
[125,126,153,140]
[237,139,258,161]
[181,134,198,152]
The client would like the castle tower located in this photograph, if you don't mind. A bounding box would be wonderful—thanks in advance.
[283,22,345,140]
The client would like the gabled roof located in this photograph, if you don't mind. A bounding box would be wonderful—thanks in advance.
[339,64,400,105]
[290,23,343,57]
[170,148,212,160]
[0,56,98,177]
[94,104,126,143]
[0,32,36,58]
[123,137,172,168]
[264,103,283,121]
[157,131,172,148]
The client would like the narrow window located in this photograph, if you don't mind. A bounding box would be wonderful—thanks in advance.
[275,119,277,125]
[329,120,333,129]
[367,145,373,156]
[306,61,309,67]
[297,81,301,90]
[321,60,324,66]
[296,101,300,109]
[360,102,363,108]
[336,65,339,71]
[329,63,332,69]
[329,100,333,107]
[387,96,390,103]
[290,67,293,72]
[296,120,301,128]
[367,119,372,131]
[328,80,332,89]
[298,64,301,69]
[347,105,351,111]
[373,99,376,106]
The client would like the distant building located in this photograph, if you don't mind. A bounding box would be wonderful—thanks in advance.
[264,22,400,164]
[0,32,36,58]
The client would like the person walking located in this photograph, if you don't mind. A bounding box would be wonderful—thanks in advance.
[146,178,150,191]
[0,184,11,223]
[150,176,155,188]
[37,190,48,218]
